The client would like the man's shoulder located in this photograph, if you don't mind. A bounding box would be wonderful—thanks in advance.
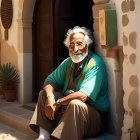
[88,52,106,68]
[60,57,72,66]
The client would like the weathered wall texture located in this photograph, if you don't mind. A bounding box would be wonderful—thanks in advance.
[93,0,140,139]
[120,0,140,140]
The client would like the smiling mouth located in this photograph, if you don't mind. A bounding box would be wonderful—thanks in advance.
[73,53,82,56]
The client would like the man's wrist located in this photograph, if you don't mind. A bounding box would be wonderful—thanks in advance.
[56,99,61,105]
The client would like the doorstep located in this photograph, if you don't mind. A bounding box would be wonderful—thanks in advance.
[0,95,37,138]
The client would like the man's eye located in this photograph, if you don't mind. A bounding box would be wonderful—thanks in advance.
[77,42,82,46]
[70,43,74,46]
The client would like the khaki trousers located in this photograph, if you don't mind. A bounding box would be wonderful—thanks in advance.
[29,90,107,140]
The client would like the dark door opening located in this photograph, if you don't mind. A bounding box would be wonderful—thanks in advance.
[32,0,93,101]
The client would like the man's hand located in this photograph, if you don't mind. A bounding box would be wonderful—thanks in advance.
[45,96,56,120]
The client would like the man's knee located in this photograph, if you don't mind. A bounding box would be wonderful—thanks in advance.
[38,90,46,100]
[69,99,86,107]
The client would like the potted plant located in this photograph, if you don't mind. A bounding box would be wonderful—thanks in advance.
[0,63,20,102]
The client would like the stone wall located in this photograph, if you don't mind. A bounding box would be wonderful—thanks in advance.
[93,0,124,138]
[120,0,140,139]
[93,0,140,139]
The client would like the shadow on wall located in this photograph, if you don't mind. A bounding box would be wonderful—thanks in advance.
[100,46,124,138]
[128,88,140,140]
[135,111,140,140]
[1,40,18,67]
[0,25,2,62]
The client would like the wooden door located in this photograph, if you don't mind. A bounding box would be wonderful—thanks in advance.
[33,0,53,101]
[33,0,93,101]
[53,0,94,67]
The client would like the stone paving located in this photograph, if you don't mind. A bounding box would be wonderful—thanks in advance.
[0,121,36,140]
[0,95,37,140]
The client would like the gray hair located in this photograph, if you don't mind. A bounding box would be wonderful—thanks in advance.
[64,26,93,48]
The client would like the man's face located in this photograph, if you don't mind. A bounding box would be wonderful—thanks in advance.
[68,33,88,63]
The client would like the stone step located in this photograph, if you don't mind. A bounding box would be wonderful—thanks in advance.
[0,97,37,138]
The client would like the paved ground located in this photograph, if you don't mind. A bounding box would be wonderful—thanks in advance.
[0,95,37,140]
[0,121,36,140]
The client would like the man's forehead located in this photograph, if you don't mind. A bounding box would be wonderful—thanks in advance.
[70,32,85,40]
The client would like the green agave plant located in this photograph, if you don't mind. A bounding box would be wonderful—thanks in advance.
[0,63,20,90]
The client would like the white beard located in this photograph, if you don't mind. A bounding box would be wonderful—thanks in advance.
[69,48,88,63]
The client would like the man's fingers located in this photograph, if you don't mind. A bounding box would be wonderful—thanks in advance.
[51,111,55,120]
[45,106,55,120]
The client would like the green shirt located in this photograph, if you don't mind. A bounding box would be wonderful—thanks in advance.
[44,51,109,112]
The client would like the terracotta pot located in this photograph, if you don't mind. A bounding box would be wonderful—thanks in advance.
[4,90,16,102]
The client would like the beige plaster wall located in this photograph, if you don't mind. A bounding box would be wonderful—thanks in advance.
[0,0,35,103]
[0,24,1,63]
[0,0,19,67]
[0,0,20,99]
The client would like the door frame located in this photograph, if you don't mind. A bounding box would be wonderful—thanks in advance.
[17,0,36,103]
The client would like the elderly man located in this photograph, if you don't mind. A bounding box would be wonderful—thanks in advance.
[29,26,109,140]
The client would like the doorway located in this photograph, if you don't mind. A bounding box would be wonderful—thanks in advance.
[32,0,93,101]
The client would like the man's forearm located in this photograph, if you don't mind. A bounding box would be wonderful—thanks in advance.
[60,91,88,105]
[43,84,55,98]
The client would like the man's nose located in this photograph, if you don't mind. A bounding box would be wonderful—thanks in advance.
[73,45,79,52]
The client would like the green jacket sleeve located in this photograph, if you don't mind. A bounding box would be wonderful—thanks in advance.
[79,65,103,101]
[44,58,71,90]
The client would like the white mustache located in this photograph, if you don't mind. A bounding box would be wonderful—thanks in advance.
[71,51,83,56]
[69,49,88,63]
